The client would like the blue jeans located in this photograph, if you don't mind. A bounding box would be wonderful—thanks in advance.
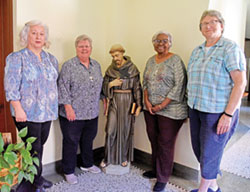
[189,108,239,179]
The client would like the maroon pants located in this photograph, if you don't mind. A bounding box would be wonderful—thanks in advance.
[144,111,184,183]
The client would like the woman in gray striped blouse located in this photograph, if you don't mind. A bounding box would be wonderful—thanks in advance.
[142,31,188,192]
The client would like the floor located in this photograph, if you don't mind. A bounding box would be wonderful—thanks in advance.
[44,99,250,192]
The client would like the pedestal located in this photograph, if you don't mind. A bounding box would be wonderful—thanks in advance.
[102,163,130,175]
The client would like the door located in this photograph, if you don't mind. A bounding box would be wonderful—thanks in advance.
[0,0,16,142]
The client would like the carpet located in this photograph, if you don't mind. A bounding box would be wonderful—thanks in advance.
[47,166,187,192]
[221,129,250,178]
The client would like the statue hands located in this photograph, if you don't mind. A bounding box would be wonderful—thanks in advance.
[109,78,123,88]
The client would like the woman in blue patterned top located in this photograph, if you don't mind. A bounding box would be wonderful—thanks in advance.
[58,34,104,185]
[188,10,246,192]
[142,31,188,192]
[4,20,58,192]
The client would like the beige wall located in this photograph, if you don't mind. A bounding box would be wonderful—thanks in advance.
[13,0,247,170]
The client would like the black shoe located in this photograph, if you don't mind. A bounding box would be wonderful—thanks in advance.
[42,178,53,188]
[142,170,156,179]
[153,182,166,192]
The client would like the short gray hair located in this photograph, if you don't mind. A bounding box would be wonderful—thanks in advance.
[19,20,50,48]
[199,10,225,32]
[152,31,173,47]
[75,34,92,48]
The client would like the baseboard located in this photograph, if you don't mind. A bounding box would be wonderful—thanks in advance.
[43,147,199,181]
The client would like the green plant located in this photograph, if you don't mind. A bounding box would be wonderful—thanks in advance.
[0,127,39,192]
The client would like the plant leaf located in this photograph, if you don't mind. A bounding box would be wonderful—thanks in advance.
[14,142,25,150]
[3,152,17,165]
[18,170,24,184]
[5,144,14,152]
[0,133,4,153]
[28,165,37,175]
[26,137,36,144]
[26,142,32,151]
[21,149,32,165]
[0,156,10,168]
[33,157,39,166]
[27,173,34,183]
[18,127,27,138]
[1,184,11,192]
[5,174,13,185]
[9,167,19,174]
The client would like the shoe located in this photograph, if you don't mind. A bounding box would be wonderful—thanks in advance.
[41,178,53,188]
[190,188,221,192]
[35,186,46,192]
[153,181,166,192]
[142,170,156,179]
[64,173,78,184]
[208,187,221,192]
[80,165,101,173]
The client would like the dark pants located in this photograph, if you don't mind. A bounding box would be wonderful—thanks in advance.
[144,111,184,183]
[59,116,98,174]
[13,118,51,189]
[189,108,239,179]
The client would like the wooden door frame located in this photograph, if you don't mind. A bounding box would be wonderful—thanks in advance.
[0,0,16,142]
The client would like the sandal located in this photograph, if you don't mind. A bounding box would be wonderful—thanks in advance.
[121,161,128,167]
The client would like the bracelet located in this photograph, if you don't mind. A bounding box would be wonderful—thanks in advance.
[158,105,162,110]
[223,111,233,118]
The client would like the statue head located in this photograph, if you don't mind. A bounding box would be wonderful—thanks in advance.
[109,44,125,67]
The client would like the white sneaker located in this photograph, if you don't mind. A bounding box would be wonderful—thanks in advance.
[64,173,78,184]
[80,165,101,173]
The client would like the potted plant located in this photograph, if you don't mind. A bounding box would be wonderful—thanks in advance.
[0,127,39,192]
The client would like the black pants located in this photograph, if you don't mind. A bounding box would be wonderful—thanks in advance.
[59,116,98,174]
[13,118,51,189]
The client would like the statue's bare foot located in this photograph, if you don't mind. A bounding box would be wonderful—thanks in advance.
[100,160,107,168]
[121,161,128,167]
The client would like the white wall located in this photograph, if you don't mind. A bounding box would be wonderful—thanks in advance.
[209,0,248,48]
[246,2,250,39]
[13,0,247,170]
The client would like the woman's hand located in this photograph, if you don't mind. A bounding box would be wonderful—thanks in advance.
[217,114,232,134]
[10,101,27,122]
[64,104,76,121]
[152,104,162,113]
[15,107,27,122]
[145,99,154,115]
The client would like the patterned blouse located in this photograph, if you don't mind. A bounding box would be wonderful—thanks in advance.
[58,56,103,120]
[143,54,188,120]
[4,48,59,122]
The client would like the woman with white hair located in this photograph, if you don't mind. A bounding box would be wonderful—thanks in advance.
[4,20,58,192]
[142,31,188,192]
[58,34,103,185]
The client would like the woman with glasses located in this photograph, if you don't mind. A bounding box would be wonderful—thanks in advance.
[142,31,188,192]
[188,10,246,192]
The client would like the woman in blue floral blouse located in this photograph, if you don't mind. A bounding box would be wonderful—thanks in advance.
[4,20,58,192]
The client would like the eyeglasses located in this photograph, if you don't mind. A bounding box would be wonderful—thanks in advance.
[153,39,169,44]
[201,20,220,28]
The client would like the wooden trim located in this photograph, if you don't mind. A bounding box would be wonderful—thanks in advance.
[0,0,16,142]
